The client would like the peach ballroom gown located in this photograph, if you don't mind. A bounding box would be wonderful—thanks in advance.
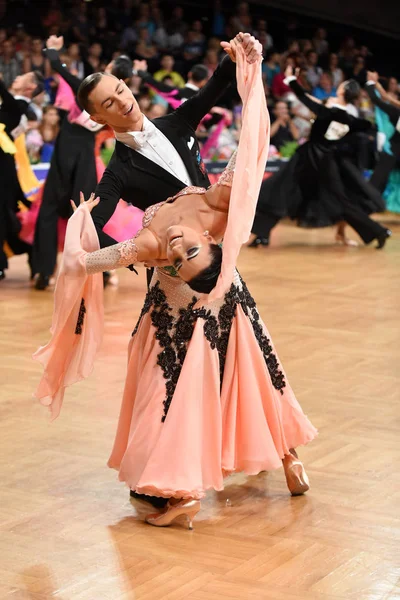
[33,46,317,501]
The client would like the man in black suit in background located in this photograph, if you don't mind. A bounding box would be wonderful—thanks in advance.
[75,32,262,508]
[134,61,210,104]
[0,71,44,280]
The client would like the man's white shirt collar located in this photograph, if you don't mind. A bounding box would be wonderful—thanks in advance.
[114,116,157,148]
[13,95,31,103]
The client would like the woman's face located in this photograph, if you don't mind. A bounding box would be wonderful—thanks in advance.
[330,53,338,68]
[68,44,80,59]
[44,108,59,126]
[166,225,214,282]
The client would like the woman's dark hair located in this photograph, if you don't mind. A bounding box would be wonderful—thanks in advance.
[187,244,222,294]
[77,72,110,113]
[343,79,361,104]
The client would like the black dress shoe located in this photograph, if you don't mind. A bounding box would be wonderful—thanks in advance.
[248,236,269,248]
[130,491,169,509]
[376,229,392,249]
[34,274,50,290]
[0,270,5,281]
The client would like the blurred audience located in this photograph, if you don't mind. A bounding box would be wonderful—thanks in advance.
[0,0,398,171]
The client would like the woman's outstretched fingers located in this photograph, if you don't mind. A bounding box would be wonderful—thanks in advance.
[70,199,77,212]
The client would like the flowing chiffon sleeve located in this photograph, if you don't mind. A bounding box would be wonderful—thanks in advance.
[33,207,104,420]
[206,46,270,303]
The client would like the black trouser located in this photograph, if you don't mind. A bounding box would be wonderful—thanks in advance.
[341,204,387,244]
[326,156,387,244]
[252,212,280,238]
[32,136,97,277]
[369,151,398,193]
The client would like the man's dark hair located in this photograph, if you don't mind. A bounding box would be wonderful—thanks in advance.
[77,72,110,113]
[32,70,45,98]
[343,79,361,104]
[189,64,209,84]
[187,244,222,294]
[306,49,317,59]
[112,55,133,81]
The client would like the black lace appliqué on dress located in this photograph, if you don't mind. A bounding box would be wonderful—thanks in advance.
[75,298,86,335]
[132,280,286,422]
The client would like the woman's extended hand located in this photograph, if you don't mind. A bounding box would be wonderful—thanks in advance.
[71,192,100,213]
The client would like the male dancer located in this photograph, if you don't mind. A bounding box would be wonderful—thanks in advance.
[32,36,103,290]
[76,32,262,507]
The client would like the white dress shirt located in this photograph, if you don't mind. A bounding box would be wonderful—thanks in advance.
[115,116,193,186]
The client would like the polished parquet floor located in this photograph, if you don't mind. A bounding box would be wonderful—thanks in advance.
[1,220,400,600]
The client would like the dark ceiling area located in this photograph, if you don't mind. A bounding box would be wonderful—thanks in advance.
[254,0,400,39]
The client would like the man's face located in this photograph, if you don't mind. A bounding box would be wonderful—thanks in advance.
[89,75,142,131]
[11,72,36,96]
[308,52,317,66]
[3,40,14,58]
[320,73,332,90]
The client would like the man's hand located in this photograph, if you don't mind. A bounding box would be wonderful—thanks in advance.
[133,59,148,73]
[46,35,64,51]
[367,71,379,83]
[221,32,262,65]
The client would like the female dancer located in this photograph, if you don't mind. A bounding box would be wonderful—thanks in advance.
[34,46,317,529]
[366,72,400,213]
[250,67,390,249]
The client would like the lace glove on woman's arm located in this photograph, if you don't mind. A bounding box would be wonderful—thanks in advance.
[65,196,140,275]
[84,239,139,274]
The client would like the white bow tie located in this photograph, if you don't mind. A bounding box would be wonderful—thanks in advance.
[132,129,152,147]
[130,119,157,147]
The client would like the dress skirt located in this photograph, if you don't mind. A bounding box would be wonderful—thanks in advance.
[108,269,317,499]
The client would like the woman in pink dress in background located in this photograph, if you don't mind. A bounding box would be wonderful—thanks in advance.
[34,45,317,530]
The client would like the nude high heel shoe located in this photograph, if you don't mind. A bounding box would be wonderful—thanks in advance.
[283,452,310,496]
[335,232,359,247]
[145,499,201,530]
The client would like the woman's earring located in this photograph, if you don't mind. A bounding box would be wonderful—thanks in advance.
[203,230,209,236]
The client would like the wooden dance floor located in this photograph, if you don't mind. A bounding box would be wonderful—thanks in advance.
[1,220,400,600]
